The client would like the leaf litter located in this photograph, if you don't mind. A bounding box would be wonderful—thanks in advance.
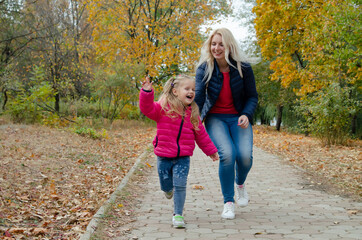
[0,120,155,239]
[253,125,361,200]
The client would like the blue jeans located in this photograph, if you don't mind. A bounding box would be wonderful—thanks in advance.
[157,156,190,215]
[205,113,253,203]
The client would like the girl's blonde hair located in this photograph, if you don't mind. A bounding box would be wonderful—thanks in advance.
[196,28,251,85]
[159,74,200,130]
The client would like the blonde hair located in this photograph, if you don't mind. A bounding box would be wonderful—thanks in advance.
[159,74,200,130]
[196,28,250,85]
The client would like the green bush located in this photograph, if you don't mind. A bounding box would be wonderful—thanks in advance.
[6,82,55,124]
[74,126,108,139]
[294,83,358,145]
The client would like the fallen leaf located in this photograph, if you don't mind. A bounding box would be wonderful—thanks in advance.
[32,227,48,235]
[4,230,13,237]
[9,227,27,233]
[192,185,204,190]
[347,210,358,215]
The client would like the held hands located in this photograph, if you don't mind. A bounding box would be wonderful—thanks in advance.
[142,76,153,91]
[238,115,249,129]
[209,152,219,161]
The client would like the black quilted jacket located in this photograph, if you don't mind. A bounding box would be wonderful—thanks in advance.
[195,59,258,124]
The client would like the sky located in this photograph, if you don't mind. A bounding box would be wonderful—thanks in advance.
[201,0,255,43]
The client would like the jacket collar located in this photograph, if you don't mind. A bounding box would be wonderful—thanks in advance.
[213,58,237,76]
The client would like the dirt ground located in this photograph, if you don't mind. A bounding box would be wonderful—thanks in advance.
[0,119,156,239]
[0,121,360,239]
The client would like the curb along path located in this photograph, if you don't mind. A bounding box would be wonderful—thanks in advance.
[122,146,361,240]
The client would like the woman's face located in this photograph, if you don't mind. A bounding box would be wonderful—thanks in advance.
[210,34,225,60]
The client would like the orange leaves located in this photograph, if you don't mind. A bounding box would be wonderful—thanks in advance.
[192,184,204,190]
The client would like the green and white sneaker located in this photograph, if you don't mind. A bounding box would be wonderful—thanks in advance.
[164,190,173,199]
[172,215,186,228]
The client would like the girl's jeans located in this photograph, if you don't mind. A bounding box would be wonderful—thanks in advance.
[157,156,190,215]
[205,113,253,203]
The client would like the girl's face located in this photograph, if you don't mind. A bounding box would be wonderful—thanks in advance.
[210,34,225,60]
[172,79,195,106]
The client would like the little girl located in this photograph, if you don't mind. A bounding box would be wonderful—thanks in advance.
[139,74,219,228]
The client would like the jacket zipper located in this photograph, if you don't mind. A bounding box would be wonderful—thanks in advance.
[176,115,184,158]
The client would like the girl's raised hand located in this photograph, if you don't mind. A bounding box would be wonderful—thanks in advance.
[142,76,153,91]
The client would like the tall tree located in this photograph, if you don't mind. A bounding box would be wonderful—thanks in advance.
[22,0,91,112]
[253,0,361,95]
[253,0,361,140]
[88,0,231,85]
[0,0,31,109]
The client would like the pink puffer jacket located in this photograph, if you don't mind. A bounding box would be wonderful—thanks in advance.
[139,89,217,158]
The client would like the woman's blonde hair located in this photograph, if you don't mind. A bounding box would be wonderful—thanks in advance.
[196,28,251,85]
[159,74,200,130]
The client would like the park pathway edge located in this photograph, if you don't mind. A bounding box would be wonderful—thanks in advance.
[79,149,150,240]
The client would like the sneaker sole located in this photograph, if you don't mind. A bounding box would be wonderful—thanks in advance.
[237,202,248,207]
[173,224,186,228]
[221,215,235,220]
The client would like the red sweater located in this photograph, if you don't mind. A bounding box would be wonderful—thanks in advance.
[209,72,238,114]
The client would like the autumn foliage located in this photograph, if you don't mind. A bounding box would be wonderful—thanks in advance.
[88,0,231,79]
[252,0,360,143]
[253,0,360,95]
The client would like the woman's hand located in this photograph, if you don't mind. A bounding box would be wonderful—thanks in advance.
[209,152,219,161]
[142,76,152,91]
[238,115,249,129]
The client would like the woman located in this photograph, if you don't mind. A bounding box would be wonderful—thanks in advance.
[195,28,258,219]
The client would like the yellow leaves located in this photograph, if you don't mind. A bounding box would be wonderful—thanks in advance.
[254,0,360,95]
[88,0,230,76]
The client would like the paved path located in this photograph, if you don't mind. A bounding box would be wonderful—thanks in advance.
[123,147,361,240]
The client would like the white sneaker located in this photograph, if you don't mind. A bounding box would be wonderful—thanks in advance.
[221,202,235,219]
[236,185,249,207]
[172,215,185,228]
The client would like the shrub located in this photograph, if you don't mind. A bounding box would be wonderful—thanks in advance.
[294,83,358,145]
[6,82,55,124]
[74,126,108,139]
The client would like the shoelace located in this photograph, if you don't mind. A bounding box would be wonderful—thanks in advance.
[224,203,233,212]
[174,216,184,221]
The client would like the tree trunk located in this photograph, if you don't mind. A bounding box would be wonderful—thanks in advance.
[260,109,268,125]
[351,113,357,135]
[276,104,283,131]
[2,88,7,111]
[55,92,60,112]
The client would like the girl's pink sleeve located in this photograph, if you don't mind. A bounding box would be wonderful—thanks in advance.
[194,118,218,156]
[139,89,161,122]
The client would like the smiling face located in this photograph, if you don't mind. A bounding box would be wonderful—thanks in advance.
[210,33,225,60]
[172,78,195,106]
